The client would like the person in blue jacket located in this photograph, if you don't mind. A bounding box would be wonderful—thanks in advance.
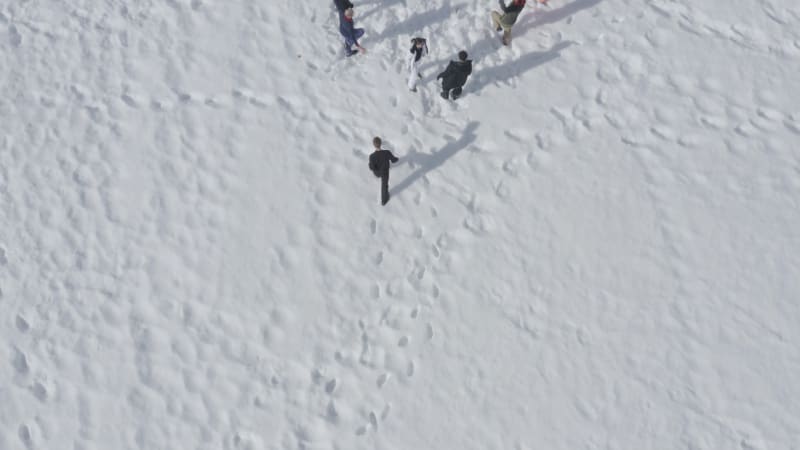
[339,7,366,57]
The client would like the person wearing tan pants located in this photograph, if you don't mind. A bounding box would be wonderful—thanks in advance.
[492,0,547,45]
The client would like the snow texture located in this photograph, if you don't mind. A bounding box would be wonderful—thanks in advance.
[1,0,800,449]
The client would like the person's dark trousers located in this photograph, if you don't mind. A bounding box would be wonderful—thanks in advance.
[440,86,463,100]
[380,172,390,205]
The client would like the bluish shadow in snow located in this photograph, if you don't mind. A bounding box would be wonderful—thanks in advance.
[517,0,604,32]
[469,40,574,93]
[368,1,457,42]
[390,121,479,197]
[359,0,407,21]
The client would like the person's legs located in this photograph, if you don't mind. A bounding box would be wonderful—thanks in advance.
[502,25,512,45]
[344,30,364,56]
[344,37,356,56]
[491,11,503,31]
[451,87,462,100]
[381,173,390,205]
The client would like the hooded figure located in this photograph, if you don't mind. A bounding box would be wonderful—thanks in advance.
[436,50,472,100]
[407,37,429,92]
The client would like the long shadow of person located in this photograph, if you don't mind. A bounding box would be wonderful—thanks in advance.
[369,1,454,42]
[517,0,604,32]
[359,0,407,22]
[390,121,480,198]
[470,40,573,93]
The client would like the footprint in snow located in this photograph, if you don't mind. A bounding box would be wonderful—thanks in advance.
[406,361,415,377]
[325,378,337,394]
[425,323,434,341]
[9,26,22,47]
[377,372,390,388]
[381,404,391,420]
[16,316,29,332]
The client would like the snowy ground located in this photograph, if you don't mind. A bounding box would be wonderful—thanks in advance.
[2,0,800,449]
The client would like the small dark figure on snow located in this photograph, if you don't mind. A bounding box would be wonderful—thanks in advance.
[333,0,354,14]
[368,137,399,206]
[339,8,366,56]
[437,50,472,100]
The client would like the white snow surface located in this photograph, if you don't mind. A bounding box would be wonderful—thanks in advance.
[2,0,800,449]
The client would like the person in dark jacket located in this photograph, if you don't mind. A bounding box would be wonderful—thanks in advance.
[368,136,399,205]
[333,0,354,14]
[436,50,472,100]
[339,7,366,57]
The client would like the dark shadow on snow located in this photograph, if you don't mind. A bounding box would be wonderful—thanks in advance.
[469,40,573,93]
[359,0,407,21]
[368,1,456,42]
[390,121,479,198]
[516,0,604,33]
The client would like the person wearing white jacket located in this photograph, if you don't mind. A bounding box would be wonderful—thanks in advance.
[407,38,428,92]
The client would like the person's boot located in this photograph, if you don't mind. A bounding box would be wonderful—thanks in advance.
[440,91,449,100]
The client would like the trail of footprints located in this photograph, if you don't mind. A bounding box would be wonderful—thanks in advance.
[325,218,444,437]
[648,0,799,55]
[111,88,282,113]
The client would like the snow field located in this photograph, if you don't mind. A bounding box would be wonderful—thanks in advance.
[2,0,800,449]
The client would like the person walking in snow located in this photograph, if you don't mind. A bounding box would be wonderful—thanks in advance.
[407,37,429,92]
[492,0,547,45]
[339,7,366,57]
[436,50,472,100]
[333,0,354,14]
[368,137,399,206]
